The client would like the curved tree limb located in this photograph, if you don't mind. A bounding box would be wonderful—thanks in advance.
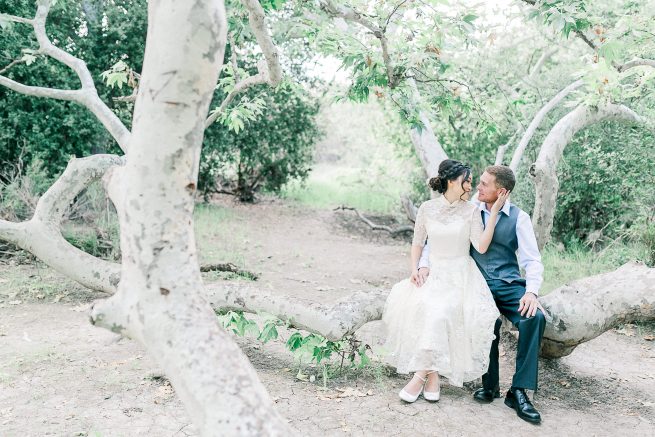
[509,79,584,171]
[202,262,655,359]
[0,0,130,152]
[241,0,282,85]
[529,103,643,249]
[618,58,655,72]
[0,154,124,294]
[319,0,399,88]
[204,0,283,128]
[206,282,389,341]
[0,76,83,100]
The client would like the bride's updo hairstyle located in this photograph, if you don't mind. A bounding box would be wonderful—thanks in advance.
[429,159,472,197]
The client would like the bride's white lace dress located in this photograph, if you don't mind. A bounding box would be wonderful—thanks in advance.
[382,195,500,386]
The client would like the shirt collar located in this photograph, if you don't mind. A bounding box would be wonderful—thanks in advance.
[474,197,512,216]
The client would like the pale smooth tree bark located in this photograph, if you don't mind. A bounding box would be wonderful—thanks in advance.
[529,103,643,249]
[87,0,291,434]
[508,79,584,172]
[0,154,123,294]
[2,0,292,434]
[540,262,655,358]
[204,262,655,359]
[407,77,449,179]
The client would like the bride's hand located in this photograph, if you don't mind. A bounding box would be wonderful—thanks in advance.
[410,269,423,287]
[491,189,510,214]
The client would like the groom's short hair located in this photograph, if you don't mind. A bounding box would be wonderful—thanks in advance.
[485,165,516,191]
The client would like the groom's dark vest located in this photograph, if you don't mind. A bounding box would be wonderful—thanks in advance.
[470,204,522,283]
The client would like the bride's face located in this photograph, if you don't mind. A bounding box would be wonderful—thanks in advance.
[449,173,473,199]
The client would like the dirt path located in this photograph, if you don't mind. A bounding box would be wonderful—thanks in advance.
[1,199,654,436]
[2,304,653,436]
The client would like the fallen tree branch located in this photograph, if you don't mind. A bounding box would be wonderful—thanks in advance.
[203,262,655,359]
[200,262,259,280]
[205,282,388,341]
[540,262,655,358]
[334,205,413,235]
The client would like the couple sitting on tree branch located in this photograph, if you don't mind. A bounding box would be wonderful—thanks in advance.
[382,161,546,425]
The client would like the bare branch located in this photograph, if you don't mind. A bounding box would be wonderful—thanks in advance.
[530,103,644,248]
[241,0,282,86]
[0,12,33,25]
[384,0,410,31]
[33,154,124,224]
[334,205,413,236]
[0,0,130,152]
[494,143,509,165]
[509,79,584,171]
[618,58,655,72]
[204,0,283,128]
[0,58,26,75]
[320,0,399,88]
[0,75,83,100]
[526,47,557,82]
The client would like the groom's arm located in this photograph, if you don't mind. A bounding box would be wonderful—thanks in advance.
[516,211,544,296]
[516,211,545,317]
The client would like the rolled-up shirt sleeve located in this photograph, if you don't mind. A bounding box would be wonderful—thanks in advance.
[516,211,544,295]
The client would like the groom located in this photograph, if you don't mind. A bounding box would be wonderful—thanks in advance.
[416,165,546,424]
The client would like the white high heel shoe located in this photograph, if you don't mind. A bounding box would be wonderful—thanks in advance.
[399,373,427,403]
[423,371,441,402]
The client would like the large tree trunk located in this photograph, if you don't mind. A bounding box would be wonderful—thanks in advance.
[529,103,643,249]
[89,1,291,434]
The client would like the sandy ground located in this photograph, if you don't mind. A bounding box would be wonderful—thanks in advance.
[1,198,654,436]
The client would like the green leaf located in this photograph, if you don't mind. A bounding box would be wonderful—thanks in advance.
[258,323,278,343]
[286,332,304,351]
[21,53,37,66]
[462,14,478,24]
[598,41,622,64]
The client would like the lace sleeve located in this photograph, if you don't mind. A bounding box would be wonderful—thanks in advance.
[412,202,428,247]
[469,206,484,252]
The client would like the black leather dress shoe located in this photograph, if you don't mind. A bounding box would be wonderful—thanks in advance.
[473,387,501,403]
[504,388,541,424]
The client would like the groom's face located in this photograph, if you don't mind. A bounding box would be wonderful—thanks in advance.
[477,172,502,203]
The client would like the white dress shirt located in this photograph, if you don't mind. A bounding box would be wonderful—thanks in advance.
[417,199,544,295]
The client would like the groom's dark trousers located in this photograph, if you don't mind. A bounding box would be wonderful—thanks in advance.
[482,278,546,391]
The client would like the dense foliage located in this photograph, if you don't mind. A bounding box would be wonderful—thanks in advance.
[200,84,320,202]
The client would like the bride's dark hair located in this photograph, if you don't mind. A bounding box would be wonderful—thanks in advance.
[429,159,472,199]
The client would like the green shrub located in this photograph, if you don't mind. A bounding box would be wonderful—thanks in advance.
[200,84,321,202]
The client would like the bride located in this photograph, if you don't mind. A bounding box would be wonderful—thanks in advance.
[382,159,506,402]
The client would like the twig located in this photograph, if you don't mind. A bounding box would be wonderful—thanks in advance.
[334,205,413,235]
